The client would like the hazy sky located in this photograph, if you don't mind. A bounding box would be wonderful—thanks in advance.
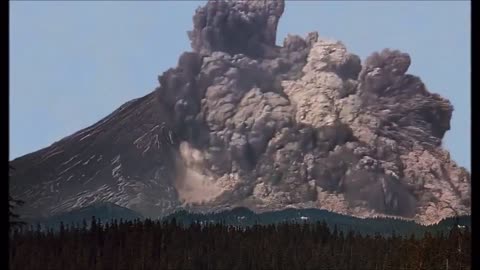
[10,1,470,170]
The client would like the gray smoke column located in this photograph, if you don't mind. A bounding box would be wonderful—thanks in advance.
[152,0,470,224]
[188,0,285,58]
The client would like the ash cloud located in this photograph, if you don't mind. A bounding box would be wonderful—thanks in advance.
[188,0,285,58]
[153,0,469,224]
[174,142,224,205]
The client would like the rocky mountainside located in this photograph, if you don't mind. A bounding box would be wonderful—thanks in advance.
[10,0,470,225]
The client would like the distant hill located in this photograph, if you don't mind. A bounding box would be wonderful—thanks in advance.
[28,202,143,230]
[29,204,469,237]
[163,207,470,237]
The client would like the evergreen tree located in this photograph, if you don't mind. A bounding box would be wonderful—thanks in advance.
[9,166,26,230]
[8,216,471,270]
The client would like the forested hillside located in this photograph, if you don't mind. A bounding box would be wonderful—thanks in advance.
[30,206,470,237]
[163,207,471,237]
[9,217,470,270]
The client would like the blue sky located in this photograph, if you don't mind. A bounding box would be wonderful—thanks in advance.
[10,1,470,170]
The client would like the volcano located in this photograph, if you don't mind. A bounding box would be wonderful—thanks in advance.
[10,0,470,225]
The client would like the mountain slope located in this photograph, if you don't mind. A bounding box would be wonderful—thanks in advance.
[10,93,182,218]
[10,0,470,224]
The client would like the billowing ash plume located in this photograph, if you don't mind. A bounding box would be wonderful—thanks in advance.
[10,0,470,225]
[188,0,285,58]
[154,0,470,224]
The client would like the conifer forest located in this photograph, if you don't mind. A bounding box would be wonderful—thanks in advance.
[9,218,470,270]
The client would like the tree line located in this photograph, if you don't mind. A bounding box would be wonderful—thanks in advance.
[9,165,25,229]
[9,217,470,270]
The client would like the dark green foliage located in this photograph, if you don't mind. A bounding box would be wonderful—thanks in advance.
[163,207,471,237]
[9,165,26,229]
[30,205,470,239]
[9,195,25,229]
[9,217,470,270]
[28,202,144,230]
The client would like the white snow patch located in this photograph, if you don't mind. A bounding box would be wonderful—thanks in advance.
[153,134,161,149]
[67,126,95,141]
[168,131,174,145]
[58,160,82,175]
[134,133,148,146]
[84,171,100,185]
[83,155,96,165]
[112,165,122,178]
[41,149,64,161]
[61,155,79,166]
[66,175,75,182]
[79,133,92,141]
[111,155,121,164]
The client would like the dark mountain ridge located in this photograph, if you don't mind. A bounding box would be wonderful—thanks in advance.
[29,204,470,238]
[27,202,143,230]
